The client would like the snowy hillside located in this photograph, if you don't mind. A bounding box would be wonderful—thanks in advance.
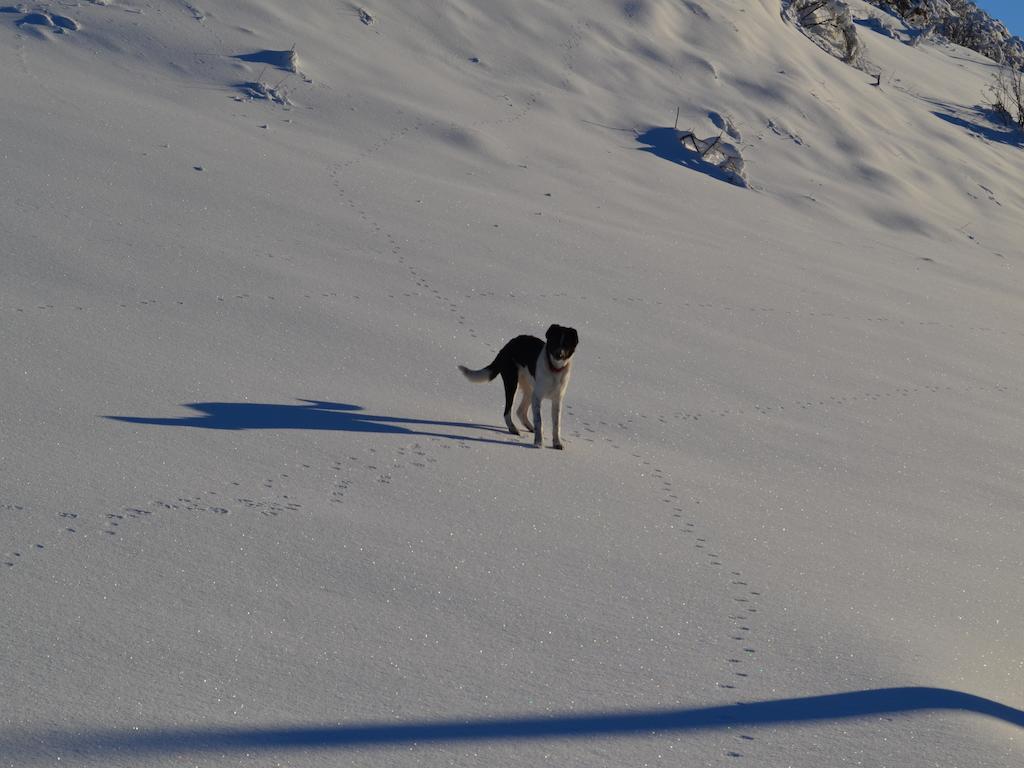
[1,1,1021,766]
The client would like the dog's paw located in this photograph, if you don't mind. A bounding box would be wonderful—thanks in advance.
[522,424,535,433]
[551,442,564,450]
[532,440,543,448]
[508,427,521,436]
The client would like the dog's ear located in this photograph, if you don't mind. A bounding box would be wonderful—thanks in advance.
[545,324,560,342]
[566,327,579,349]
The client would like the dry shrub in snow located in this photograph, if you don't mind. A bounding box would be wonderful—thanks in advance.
[986,63,1024,131]
[876,1,954,25]
[869,0,1024,69]
[783,0,863,64]
[679,131,748,187]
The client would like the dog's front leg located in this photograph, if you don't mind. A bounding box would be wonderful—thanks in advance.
[532,394,543,447]
[551,395,564,449]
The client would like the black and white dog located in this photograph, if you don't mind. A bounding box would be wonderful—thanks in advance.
[459,324,579,449]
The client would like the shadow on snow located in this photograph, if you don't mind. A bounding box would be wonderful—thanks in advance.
[931,107,1024,147]
[107,400,525,447]
[3,687,1020,758]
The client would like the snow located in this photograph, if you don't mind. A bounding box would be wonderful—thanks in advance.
[1,1,1021,766]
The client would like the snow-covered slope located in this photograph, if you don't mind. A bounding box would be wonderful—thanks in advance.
[1,1,1021,765]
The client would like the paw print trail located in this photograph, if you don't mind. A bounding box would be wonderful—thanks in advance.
[591,412,771,760]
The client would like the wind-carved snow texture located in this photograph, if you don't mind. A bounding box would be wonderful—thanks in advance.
[236,79,292,106]
[9,8,81,35]
[709,110,743,143]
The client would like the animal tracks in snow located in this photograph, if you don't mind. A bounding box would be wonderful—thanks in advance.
[563,408,770,709]
[628,444,766,758]
[0,287,356,317]
[329,162,483,340]
[0,438,447,577]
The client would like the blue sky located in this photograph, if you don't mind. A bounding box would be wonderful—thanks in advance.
[973,1,1024,38]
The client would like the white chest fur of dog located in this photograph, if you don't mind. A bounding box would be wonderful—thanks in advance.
[458,324,579,449]
[524,347,572,448]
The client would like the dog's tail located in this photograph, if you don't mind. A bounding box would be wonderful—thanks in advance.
[458,362,497,383]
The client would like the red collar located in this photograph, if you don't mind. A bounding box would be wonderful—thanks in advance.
[547,356,569,374]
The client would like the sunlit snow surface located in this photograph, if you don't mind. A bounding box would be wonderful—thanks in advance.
[1,2,1021,766]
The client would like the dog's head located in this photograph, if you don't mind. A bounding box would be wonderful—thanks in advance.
[545,324,579,365]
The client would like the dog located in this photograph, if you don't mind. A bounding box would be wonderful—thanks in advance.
[458,324,579,449]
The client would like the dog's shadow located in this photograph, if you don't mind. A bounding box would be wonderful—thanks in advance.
[107,400,528,447]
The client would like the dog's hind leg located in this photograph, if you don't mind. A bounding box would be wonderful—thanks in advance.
[516,370,535,432]
[500,369,520,435]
